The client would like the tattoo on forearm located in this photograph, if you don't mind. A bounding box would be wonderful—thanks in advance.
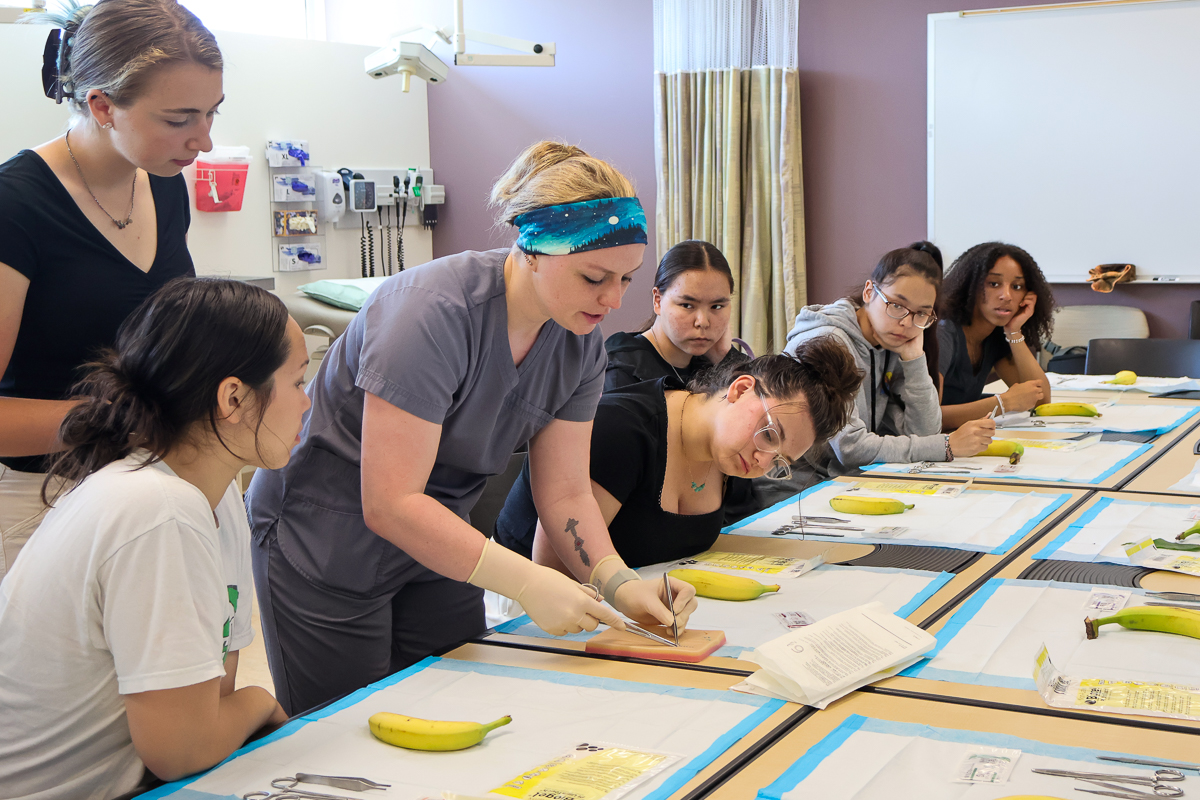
[565,517,590,567]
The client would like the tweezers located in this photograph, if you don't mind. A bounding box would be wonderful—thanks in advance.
[582,582,679,647]
[792,515,849,524]
[293,775,390,792]
[663,572,679,645]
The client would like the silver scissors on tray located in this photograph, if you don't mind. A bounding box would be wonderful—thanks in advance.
[244,774,390,800]
[1032,768,1184,798]
[582,582,679,647]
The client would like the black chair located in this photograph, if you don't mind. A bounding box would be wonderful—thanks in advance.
[1085,338,1200,378]
[1190,300,1200,340]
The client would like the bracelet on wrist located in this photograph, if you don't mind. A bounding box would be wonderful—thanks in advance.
[944,434,954,462]
[996,393,1006,417]
[1005,333,1026,344]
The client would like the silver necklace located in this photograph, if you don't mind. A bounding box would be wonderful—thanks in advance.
[65,130,136,230]
[646,328,686,384]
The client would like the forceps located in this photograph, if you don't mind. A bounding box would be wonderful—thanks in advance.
[906,461,980,474]
[244,774,390,800]
[582,582,680,647]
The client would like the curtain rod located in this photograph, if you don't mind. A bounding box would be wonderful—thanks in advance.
[961,0,1180,17]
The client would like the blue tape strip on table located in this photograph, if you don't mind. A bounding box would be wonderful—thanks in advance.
[138,657,783,800]
[493,565,953,656]
[756,714,1170,800]
[721,483,1071,553]
[899,578,1150,690]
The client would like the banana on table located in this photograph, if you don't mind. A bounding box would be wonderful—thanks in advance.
[829,495,913,515]
[369,712,511,751]
[668,568,779,600]
[1085,605,1200,641]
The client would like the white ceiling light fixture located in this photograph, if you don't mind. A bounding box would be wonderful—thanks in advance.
[365,0,555,91]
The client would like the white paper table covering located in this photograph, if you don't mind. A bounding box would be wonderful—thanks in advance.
[1000,403,1198,434]
[722,481,1070,552]
[494,565,953,656]
[1170,457,1200,492]
[756,715,1180,800]
[861,440,1150,483]
[901,578,1200,690]
[1048,372,1194,392]
[141,658,783,800]
[1033,497,1199,565]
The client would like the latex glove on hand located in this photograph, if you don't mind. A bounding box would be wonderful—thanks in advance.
[592,555,698,630]
[468,539,624,636]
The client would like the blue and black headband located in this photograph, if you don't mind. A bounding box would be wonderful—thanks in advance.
[514,197,647,256]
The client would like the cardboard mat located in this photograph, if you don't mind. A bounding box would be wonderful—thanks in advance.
[494,564,953,657]
[722,481,1069,553]
[901,578,1200,691]
[141,657,783,800]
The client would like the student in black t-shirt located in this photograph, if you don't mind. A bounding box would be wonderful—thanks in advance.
[937,242,1055,431]
[604,239,751,392]
[0,0,224,577]
[523,338,862,570]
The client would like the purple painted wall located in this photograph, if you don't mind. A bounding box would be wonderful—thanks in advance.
[426,0,657,335]
[795,0,1196,339]
[428,0,1196,340]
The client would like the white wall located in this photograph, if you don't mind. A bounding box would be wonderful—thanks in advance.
[0,23,433,298]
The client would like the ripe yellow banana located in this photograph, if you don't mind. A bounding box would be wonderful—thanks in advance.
[1176,521,1200,542]
[1033,402,1101,417]
[977,440,1024,464]
[368,712,511,751]
[1104,370,1137,385]
[1084,605,1200,640]
[829,495,914,515]
[667,568,779,600]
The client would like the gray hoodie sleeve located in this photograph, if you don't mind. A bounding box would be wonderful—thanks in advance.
[826,352,947,473]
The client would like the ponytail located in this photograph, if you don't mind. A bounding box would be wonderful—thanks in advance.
[43,277,290,503]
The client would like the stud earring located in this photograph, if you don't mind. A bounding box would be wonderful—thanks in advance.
[102,122,113,130]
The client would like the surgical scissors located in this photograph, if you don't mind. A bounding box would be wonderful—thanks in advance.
[1076,782,1185,800]
[244,774,390,800]
[1032,768,1185,796]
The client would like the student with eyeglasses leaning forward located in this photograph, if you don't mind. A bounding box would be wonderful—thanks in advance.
[504,339,863,572]
[784,242,996,478]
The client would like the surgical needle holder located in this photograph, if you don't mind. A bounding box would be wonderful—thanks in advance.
[582,582,679,647]
[244,773,390,800]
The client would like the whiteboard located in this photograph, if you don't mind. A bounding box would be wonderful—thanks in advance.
[928,0,1200,284]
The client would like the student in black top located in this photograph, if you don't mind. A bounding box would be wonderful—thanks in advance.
[937,242,1055,431]
[494,240,751,558]
[604,239,751,392]
[0,0,223,577]
[527,339,862,569]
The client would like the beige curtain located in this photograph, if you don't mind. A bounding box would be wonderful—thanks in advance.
[655,67,805,355]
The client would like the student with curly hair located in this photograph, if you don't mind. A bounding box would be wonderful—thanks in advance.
[937,242,1055,430]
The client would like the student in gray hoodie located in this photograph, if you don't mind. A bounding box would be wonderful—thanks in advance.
[784,242,995,477]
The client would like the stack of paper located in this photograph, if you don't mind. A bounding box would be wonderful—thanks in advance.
[735,602,937,708]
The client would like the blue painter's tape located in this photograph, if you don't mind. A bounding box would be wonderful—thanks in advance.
[900,578,1007,677]
[1093,442,1152,483]
[896,571,954,619]
[644,699,785,800]
[1033,496,1116,560]
[755,714,869,800]
[721,481,827,533]
[991,492,1072,554]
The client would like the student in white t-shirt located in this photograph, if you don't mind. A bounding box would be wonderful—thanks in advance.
[0,277,310,799]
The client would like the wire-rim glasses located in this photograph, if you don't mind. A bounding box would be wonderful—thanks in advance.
[871,283,937,330]
[754,394,793,481]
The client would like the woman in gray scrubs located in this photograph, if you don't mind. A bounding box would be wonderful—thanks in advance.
[248,142,696,715]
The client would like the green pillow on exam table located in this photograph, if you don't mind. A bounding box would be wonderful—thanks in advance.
[297,277,390,311]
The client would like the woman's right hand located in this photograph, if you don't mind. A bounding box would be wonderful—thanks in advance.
[520,564,626,636]
[1001,380,1045,413]
[948,418,996,458]
[892,330,926,363]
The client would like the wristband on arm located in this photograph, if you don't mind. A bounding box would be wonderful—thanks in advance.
[589,554,639,606]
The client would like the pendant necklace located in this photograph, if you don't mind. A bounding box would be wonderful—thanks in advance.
[65,130,136,230]
[646,328,686,385]
[679,392,712,492]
